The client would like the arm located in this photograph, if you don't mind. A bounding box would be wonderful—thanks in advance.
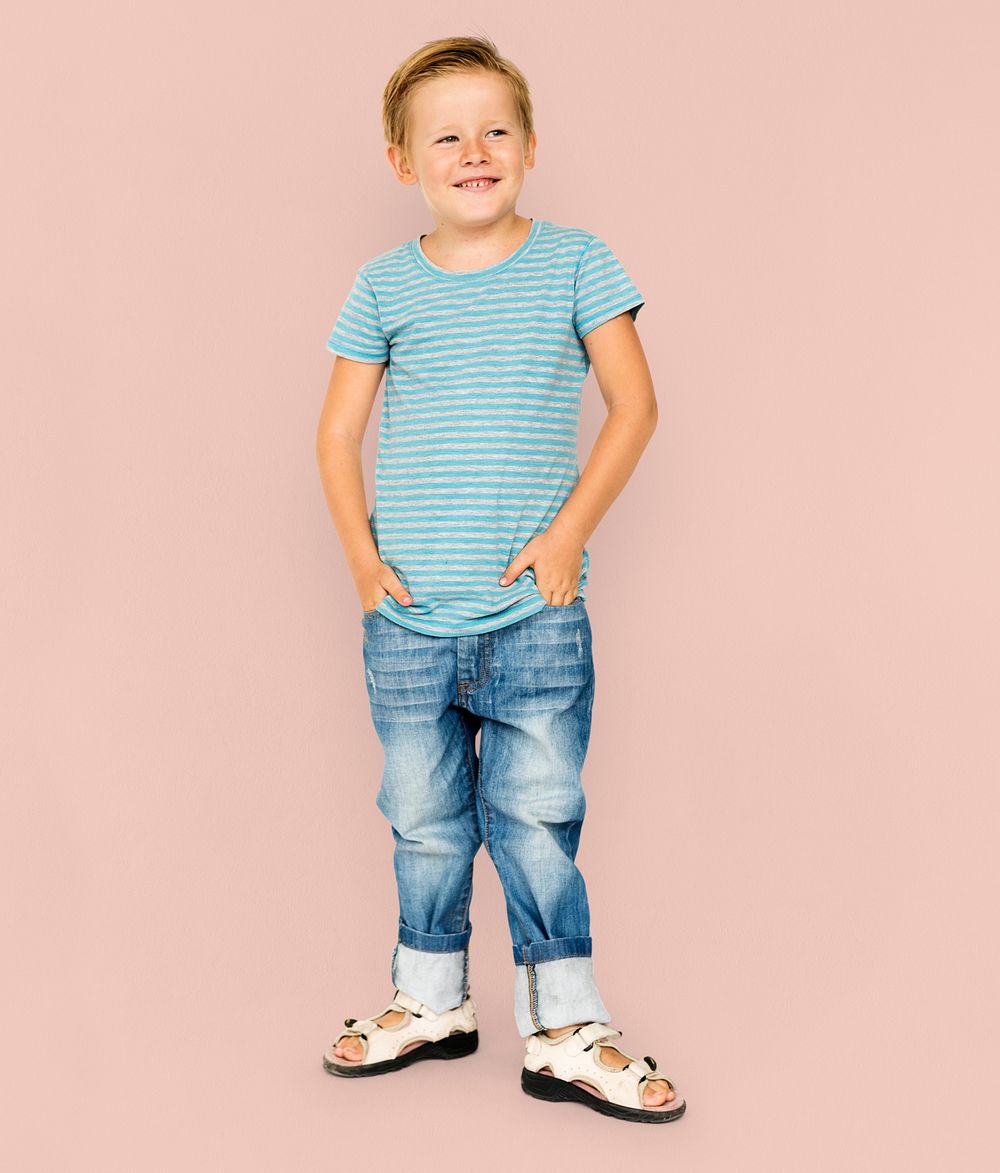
[315,355,413,609]
[498,311,658,603]
[550,310,658,547]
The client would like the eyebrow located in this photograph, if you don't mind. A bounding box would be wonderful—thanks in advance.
[428,120,514,134]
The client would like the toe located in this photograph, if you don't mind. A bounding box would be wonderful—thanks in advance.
[643,1079,676,1107]
[333,1037,363,1061]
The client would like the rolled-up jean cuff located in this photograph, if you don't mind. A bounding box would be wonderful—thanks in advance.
[398,920,472,954]
[513,954,611,1037]
[514,935,593,965]
[391,941,468,1014]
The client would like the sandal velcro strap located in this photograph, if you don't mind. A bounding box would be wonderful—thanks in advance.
[536,1021,621,1057]
[576,1022,621,1048]
[390,990,427,1015]
[341,1017,378,1036]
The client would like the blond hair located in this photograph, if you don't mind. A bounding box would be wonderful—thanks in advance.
[382,35,535,163]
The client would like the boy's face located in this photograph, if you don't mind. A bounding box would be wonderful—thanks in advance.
[388,70,536,228]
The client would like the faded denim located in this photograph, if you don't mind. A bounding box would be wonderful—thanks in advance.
[360,597,611,1037]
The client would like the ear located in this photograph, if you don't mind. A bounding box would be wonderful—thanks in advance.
[386,142,419,186]
[523,130,538,171]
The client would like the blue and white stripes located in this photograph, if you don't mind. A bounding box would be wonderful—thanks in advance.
[326,218,644,637]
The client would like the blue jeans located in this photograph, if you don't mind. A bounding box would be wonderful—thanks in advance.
[360,597,612,1037]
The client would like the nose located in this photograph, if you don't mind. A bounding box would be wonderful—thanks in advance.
[460,142,490,168]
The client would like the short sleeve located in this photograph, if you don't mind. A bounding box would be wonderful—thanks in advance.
[326,268,389,363]
[572,236,645,340]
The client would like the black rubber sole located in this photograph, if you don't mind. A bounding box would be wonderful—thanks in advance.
[323,1028,479,1078]
[521,1067,686,1123]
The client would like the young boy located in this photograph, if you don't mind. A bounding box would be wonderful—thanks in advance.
[315,35,685,1123]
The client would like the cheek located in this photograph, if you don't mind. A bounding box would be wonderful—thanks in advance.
[430,158,456,182]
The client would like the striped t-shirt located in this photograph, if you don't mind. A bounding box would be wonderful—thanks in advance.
[325,217,644,637]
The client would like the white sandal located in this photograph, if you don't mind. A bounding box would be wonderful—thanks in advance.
[323,989,479,1078]
[521,1021,686,1123]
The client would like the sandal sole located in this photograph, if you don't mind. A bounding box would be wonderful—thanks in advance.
[323,1028,479,1078]
[521,1067,686,1123]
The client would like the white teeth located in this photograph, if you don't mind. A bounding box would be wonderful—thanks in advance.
[457,179,496,188]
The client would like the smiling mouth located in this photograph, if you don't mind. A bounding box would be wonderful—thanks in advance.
[454,178,501,190]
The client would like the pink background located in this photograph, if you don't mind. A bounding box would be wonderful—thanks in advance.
[4,3,998,1170]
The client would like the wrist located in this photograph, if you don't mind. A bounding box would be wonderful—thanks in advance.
[349,552,384,583]
[546,517,588,549]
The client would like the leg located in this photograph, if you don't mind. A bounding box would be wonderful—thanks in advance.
[361,611,482,1012]
[465,600,612,1037]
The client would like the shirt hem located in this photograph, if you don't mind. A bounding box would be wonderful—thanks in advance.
[373,596,566,636]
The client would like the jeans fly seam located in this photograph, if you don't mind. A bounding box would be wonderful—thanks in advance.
[458,632,492,695]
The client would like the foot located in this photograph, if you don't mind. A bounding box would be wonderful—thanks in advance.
[330,995,471,1066]
[541,1023,677,1108]
[331,1008,406,1063]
